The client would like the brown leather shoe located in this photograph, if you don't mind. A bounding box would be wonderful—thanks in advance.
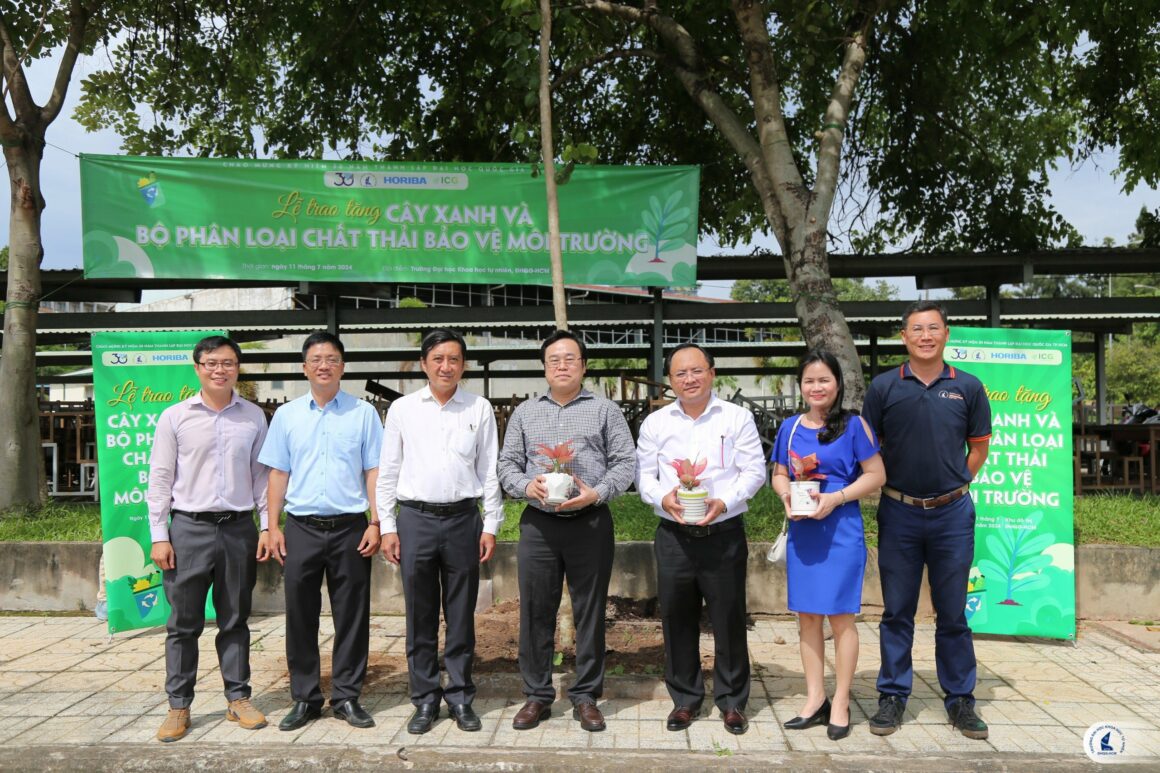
[226,697,267,730]
[572,701,606,732]
[666,705,696,731]
[512,700,551,730]
[723,707,748,735]
[156,708,191,743]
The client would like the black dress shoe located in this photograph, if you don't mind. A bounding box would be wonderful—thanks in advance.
[827,722,851,740]
[722,707,748,735]
[332,698,375,728]
[783,697,831,730]
[447,703,482,732]
[279,701,322,731]
[407,703,439,734]
[666,705,697,731]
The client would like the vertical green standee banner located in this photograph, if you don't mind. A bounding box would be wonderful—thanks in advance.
[93,330,223,634]
[948,327,1075,640]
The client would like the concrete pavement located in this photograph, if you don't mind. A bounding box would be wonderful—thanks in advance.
[0,613,1157,770]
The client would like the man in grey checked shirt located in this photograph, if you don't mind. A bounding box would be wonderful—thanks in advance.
[498,329,636,733]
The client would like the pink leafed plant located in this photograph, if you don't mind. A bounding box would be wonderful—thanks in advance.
[790,450,827,481]
[536,441,575,473]
[669,457,708,490]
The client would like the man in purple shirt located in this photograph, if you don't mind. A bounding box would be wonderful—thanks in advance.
[146,335,271,742]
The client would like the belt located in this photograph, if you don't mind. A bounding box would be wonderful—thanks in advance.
[881,484,969,510]
[399,498,479,516]
[288,512,367,530]
[659,515,744,539]
[173,509,250,524]
[527,503,603,520]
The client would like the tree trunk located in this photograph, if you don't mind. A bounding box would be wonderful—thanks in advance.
[0,143,47,509]
[539,0,568,331]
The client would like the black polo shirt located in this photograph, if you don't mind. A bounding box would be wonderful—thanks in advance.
[861,362,992,498]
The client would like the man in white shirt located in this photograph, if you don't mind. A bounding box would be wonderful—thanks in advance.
[635,343,766,735]
[376,328,503,735]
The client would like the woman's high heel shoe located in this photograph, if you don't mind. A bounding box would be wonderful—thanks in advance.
[783,697,831,730]
[827,721,851,740]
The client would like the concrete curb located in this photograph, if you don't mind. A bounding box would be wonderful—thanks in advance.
[3,541,1159,620]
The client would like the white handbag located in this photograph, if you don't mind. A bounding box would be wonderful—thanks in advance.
[766,517,788,564]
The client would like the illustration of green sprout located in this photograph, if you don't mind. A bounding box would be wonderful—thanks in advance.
[642,190,691,263]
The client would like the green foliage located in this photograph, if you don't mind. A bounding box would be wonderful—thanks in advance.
[73,2,1160,255]
[586,357,646,399]
[7,493,1160,548]
[1135,207,1160,248]
[0,502,102,541]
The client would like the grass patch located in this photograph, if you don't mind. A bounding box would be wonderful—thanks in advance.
[0,501,102,541]
[1074,493,1160,548]
[3,492,1159,548]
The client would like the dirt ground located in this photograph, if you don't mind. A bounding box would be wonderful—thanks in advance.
[364,597,777,689]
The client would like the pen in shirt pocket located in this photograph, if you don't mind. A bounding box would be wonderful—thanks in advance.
[720,434,725,467]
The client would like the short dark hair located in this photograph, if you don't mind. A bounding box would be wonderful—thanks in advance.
[539,329,588,364]
[193,335,241,365]
[664,343,715,374]
[420,328,467,360]
[902,300,948,327]
[301,331,345,360]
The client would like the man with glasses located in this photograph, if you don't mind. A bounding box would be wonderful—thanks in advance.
[861,301,992,739]
[635,343,765,735]
[497,330,636,732]
[259,331,383,731]
[376,328,502,735]
[147,335,270,742]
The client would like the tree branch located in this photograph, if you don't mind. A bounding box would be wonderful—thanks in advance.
[730,0,804,211]
[0,16,35,132]
[556,47,660,85]
[811,7,878,231]
[42,0,93,124]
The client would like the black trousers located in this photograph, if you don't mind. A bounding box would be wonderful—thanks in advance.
[162,514,258,709]
[517,504,614,705]
[397,502,482,706]
[283,515,371,708]
[654,519,750,713]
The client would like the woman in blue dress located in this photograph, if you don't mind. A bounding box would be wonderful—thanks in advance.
[771,349,885,740]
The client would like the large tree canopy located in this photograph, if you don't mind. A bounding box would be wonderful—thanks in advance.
[70,0,1160,402]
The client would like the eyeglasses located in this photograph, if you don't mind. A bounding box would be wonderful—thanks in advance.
[306,356,343,367]
[673,368,708,381]
[906,324,945,335]
[198,359,238,371]
[546,355,581,369]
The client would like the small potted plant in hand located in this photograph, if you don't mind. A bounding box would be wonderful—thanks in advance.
[789,451,826,516]
[536,441,576,505]
[670,457,709,521]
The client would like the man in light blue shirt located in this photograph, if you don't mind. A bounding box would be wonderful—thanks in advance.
[258,331,383,732]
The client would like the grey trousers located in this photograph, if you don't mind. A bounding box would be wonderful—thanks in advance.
[397,503,482,706]
[517,504,614,706]
[162,514,258,709]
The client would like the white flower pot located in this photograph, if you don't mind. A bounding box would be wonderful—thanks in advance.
[677,487,709,521]
[543,472,574,505]
[789,481,821,516]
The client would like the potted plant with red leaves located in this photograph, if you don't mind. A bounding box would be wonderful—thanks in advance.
[536,441,576,505]
[789,450,827,516]
[670,456,709,521]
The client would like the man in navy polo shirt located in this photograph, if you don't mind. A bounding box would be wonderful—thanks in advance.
[860,301,992,740]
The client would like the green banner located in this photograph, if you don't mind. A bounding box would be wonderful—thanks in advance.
[948,327,1075,640]
[94,330,222,634]
[79,155,700,287]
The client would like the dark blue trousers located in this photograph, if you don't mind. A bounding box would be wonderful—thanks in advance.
[876,494,977,711]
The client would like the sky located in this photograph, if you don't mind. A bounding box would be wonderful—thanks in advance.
[4,50,1159,303]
